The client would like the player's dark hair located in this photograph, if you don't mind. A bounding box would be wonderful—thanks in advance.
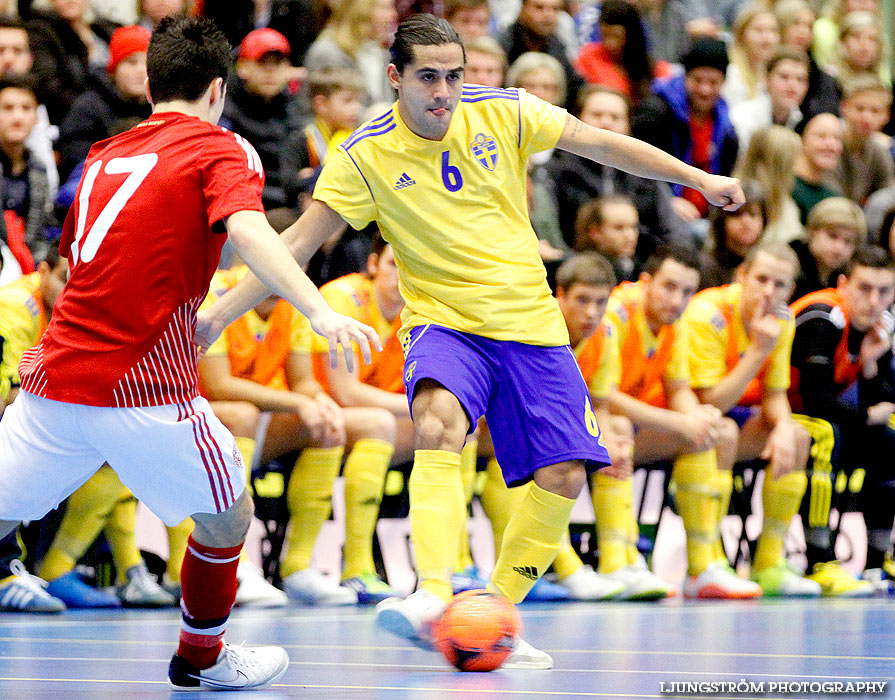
[40,243,62,270]
[0,71,36,99]
[643,242,701,276]
[390,14,465,74]
[847,245,895,276]
[147,16,230,103]
[556,252,617,291]
[0,14,26,31]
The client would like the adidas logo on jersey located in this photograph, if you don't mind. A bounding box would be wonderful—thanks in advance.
[394,173,416,190]
[513,565,539,581]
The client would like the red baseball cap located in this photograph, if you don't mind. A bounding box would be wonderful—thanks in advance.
[239,28,291,62]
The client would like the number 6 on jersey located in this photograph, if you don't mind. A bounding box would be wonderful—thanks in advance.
[71,153,159,266]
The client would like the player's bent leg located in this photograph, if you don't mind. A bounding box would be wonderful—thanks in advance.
[268,411,354,605]
[592,472,669,601]
[341,407,398,603]
[487,461,583,603]
[376,380,470,643]
[479,461,586,670]
[169,490,288,691]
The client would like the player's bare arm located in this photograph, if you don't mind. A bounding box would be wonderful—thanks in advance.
[556,114,744,211]
[196,206,381,371]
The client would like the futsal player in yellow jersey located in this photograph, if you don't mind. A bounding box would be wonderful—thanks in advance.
[683,243,820,597]
[605,244,762,599]
[200,15,745,667]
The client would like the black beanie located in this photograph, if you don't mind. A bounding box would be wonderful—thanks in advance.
[681,37,729,74]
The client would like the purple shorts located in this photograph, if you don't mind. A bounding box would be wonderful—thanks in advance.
[727,405,759,428]
[402,324,611,487]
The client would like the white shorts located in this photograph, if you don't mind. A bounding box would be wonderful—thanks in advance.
[0,391,245,526]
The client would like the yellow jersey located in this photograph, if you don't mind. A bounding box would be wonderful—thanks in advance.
[313,87,569,346]
[684,283,794,405]
[603,281,689,408]
[0,273,47,401]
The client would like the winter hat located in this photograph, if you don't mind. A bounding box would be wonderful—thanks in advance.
[681,37,729,74]
[107,25,151,74]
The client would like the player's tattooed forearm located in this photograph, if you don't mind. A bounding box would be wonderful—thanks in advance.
[566,114,584,139]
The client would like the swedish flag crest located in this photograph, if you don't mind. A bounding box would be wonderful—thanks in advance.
[470,133,498,171]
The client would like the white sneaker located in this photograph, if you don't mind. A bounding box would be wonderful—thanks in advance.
[0,560,66,613]
[168,642,289,690]
[117,562,178,608]
[235,563,288,608]
[281,568,357,606]
[605,563,671,601]
[502,637,553,670]
[559,565,624,601]
[375,589,448,647]
[683,561,762,600]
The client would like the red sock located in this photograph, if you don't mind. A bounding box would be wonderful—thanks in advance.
[176,535,242,669]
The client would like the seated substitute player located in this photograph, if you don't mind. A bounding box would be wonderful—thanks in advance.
[604,244,762,599]
[789,245,895,596]
[199,266,398,605]
[683,243,821,596]
[0,17,380,692]
[197,14,745,668]
[556,253,671,600]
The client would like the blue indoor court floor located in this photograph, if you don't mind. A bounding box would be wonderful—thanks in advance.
[0,598,893,699]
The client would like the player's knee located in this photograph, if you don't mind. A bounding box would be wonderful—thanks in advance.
[364,408,397,444]
[227,402,261,438]
[609,414,634,441]
[192,490,254,547]
[533,460,588,500]
[415,410,466,451]
[718,417,739,452]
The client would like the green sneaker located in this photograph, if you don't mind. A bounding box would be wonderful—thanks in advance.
[342,572,398,605]
[752,560,821,597]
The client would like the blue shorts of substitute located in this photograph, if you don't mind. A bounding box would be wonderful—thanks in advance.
[402,324,611,487]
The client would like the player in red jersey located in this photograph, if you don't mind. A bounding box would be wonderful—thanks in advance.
[0,16,379,692]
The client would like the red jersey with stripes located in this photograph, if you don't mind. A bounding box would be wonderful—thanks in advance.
[18,112,265,407]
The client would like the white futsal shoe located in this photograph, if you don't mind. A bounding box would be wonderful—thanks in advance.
[168,642,289,690]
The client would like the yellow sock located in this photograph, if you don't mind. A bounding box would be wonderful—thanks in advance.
[552,536,584,580]
[753,470,808,571]
[712,469,733,561]
[479,457,527,557]
[410,449,465,602]
[457,438,478,571]
[38,466,122,582]
[280,446,344,578]
[487,482,576,604]
[165,518,194,583]
[671,451,720,577]
[592,472,637,574]
[103,497,143,582]
[341,438,394,580]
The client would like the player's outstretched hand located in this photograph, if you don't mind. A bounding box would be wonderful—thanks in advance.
[700,175,745,211]
[194,308,227,359]
[309,308,383,372]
